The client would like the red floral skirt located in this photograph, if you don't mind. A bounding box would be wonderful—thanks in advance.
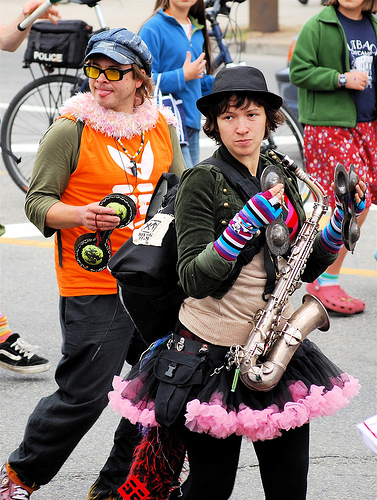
[304,120,377,208]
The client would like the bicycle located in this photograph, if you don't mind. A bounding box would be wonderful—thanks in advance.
[2,0,307,204]
[205,0,245,70]
[0,0,106,193]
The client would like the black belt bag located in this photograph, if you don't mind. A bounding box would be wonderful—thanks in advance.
[153,334,227,427]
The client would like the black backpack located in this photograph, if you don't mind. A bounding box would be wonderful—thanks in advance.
[108,172,184,346]
[108,157,276,346]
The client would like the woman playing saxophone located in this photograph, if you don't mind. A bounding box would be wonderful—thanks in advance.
[108,65,366,500]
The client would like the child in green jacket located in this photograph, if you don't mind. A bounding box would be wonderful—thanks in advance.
[290,0,377,315]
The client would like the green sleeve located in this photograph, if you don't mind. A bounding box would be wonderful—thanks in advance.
[25,117,80,238]
[289,21,340,91]
[175,166,236,299]
[302,232,338,283]
[167,124,186,177]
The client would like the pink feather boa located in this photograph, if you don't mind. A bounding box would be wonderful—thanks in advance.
[108,374,360,441]
[59,92,178,139]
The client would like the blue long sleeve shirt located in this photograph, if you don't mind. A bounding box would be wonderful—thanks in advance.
[139,9,214,130]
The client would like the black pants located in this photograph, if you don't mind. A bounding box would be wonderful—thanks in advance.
[91,417,142,495]
[9,295,133,488]
[170,423,310,500]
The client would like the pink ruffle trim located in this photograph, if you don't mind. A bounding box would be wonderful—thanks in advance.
[108,374,360,441]
[185,374,360,441]
[109,376,158,428]
[59,92,177,139]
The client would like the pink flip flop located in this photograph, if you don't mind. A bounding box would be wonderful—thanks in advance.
[306,279,365,315]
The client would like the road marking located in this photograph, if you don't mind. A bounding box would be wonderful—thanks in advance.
[2,223,40,238]
[0,238,53,248]
[339,268,377,277]
[1,224,376,277]
[0,223,53,247]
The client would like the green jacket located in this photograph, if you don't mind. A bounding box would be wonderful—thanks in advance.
[175,148,337,300]
[289,6,377,127]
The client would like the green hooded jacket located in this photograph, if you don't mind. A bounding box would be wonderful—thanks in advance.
[289,6,377,127]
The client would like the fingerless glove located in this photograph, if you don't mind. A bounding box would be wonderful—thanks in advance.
[335,193,366,217]
[214,190,282,261]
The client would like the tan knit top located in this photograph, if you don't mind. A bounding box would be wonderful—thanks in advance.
[178,249,294,347]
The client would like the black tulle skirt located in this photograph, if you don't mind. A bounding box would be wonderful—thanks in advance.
[109,332,360,442]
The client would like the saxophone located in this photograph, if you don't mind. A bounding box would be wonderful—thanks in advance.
[234,150,330,392]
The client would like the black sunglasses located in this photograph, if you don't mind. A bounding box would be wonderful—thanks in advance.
[83,65,133,81]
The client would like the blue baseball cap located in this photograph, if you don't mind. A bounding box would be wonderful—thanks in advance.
[85,28,153,76]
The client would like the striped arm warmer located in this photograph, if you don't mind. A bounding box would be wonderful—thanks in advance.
[214,191,282,261]
[320,207,344,253]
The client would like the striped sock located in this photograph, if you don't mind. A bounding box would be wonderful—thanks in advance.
[0,313,12,342]
[318,273,339,287]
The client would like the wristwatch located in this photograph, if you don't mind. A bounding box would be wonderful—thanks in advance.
[339,73,347,87]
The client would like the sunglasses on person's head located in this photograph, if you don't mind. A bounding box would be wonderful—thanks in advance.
[83,65,133,81]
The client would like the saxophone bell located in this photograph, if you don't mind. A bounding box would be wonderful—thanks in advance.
[239,294,330,391]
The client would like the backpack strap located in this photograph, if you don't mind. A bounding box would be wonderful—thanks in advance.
[197,156,261,201]
[146,172,180,222]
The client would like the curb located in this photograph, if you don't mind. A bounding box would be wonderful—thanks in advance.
[243,26,299,57]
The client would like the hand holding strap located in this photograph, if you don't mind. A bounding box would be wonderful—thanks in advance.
[334,163,364,253]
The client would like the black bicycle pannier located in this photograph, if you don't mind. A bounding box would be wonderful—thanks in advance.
[24,20,92,68]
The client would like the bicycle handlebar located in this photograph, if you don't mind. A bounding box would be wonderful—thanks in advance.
[18,0,61,31]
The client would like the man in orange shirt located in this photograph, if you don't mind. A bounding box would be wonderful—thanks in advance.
[1,28,185,499]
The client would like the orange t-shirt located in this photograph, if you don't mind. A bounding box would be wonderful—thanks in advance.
[55,113,174,297]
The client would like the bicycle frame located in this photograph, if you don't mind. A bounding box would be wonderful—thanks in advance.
[18,0,106,32]
[1,0,107,191]
[206,1,233,70]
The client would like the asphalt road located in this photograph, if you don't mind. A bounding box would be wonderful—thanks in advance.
[1,177,376,500]
[1,3,377,498]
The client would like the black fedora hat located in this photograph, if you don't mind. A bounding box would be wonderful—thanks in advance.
[197,66,282,116]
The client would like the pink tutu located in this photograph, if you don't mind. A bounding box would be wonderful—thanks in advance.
[109,336,360,442]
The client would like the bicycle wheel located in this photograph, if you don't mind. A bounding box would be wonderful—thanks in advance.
[1,74,84,193]
[263,104,310,204]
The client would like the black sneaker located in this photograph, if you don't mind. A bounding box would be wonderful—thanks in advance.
[0,334,51,374]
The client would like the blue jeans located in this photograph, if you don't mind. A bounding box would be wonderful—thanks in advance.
[181,127,200,169]
[9,294,134,488]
